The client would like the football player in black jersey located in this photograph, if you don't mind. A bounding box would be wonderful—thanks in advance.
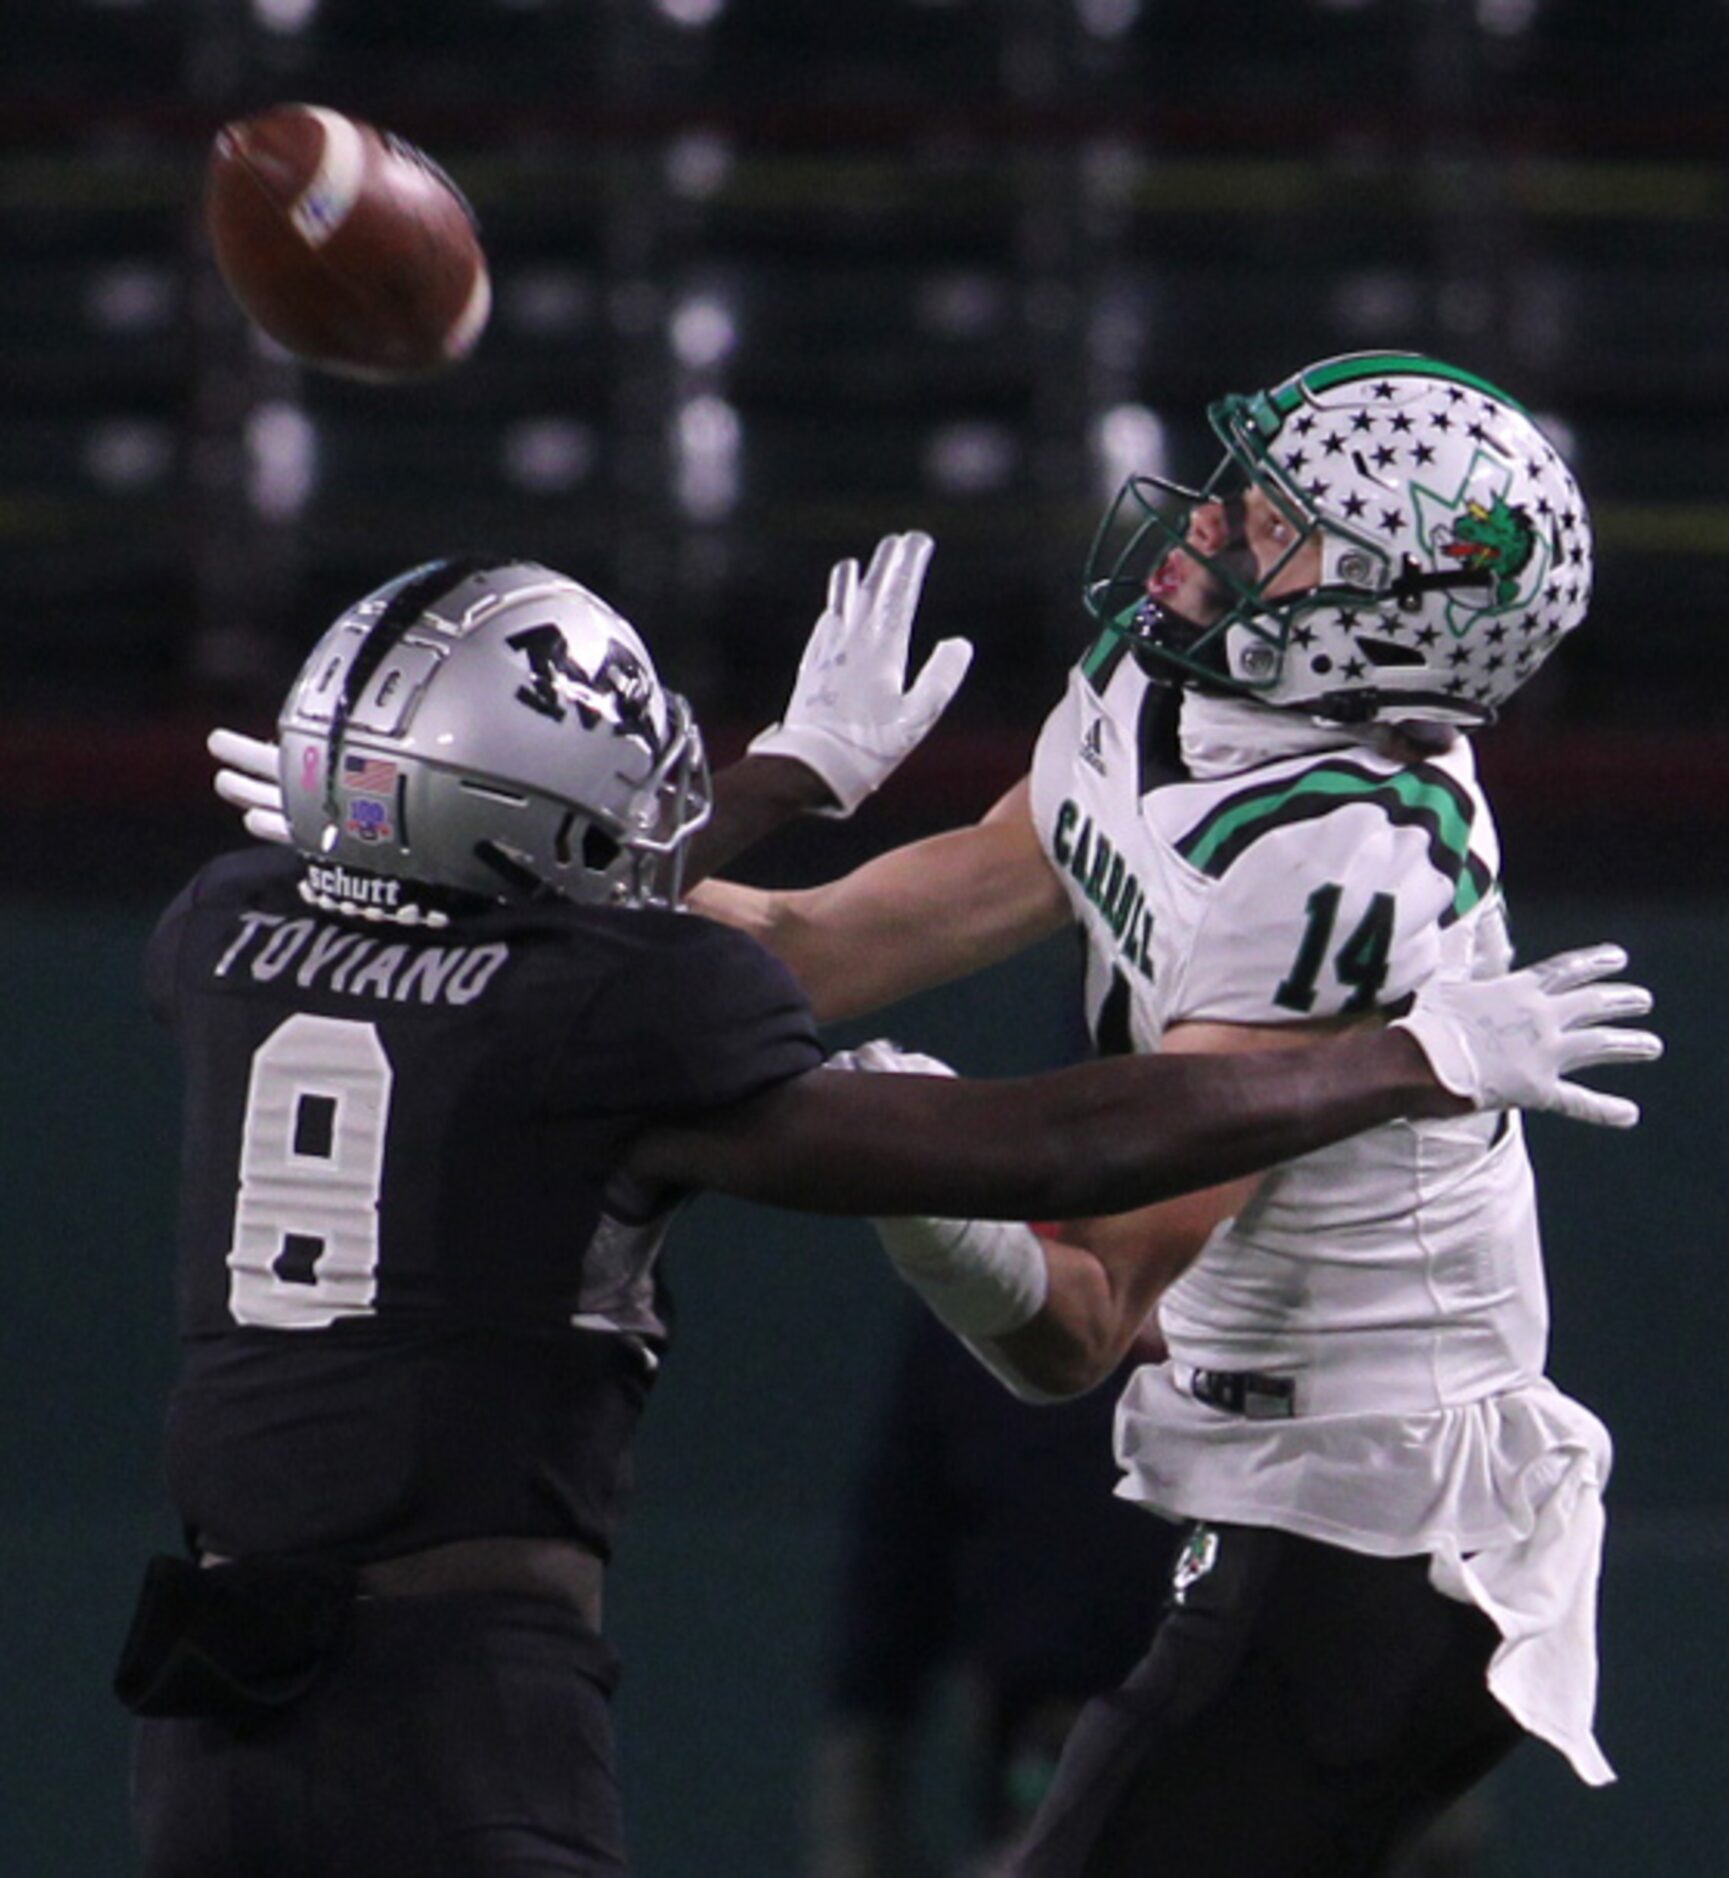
[137,548,1656,1877]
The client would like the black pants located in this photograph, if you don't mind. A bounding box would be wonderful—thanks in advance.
[1008,1523,1523,1878]
[133,1590,626,1878]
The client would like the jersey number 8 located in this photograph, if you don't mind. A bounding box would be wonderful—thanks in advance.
[229,1013,392,1329]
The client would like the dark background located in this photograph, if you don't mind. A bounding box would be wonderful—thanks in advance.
[3,2,1726,1873]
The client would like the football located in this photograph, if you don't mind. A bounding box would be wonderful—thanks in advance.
[205,103,491,380]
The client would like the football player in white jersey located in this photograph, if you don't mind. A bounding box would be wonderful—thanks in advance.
[208,376,1658,1876]
[682,354,1642,1874]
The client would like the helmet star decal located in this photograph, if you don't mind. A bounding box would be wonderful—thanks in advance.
[1083,352,1592,726]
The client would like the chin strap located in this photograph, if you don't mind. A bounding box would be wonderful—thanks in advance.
[472,839,556,903]
[1388,555,1496,612]
[296,877,452,929]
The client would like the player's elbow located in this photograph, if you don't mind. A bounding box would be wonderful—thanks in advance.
[964,1328,1110,1404]
[986,1309,1119,1403]
[1018,1351,1111,1402]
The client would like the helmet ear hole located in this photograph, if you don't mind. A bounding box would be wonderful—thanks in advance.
[581,824,621,873]
[1356,637,1427,669]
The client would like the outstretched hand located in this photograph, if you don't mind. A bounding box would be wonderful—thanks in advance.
[1393,943,1661,1128]
[747,531,971,817]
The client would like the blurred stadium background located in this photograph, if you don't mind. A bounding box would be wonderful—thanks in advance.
[3,1,1726,1872]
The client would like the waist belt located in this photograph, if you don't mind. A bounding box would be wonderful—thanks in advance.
[205,1537,605,1630]
[1181,1365,1297,1420]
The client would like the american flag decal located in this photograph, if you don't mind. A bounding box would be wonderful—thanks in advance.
[342,752,398,795]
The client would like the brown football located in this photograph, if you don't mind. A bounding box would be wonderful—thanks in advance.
[206,103,491,380]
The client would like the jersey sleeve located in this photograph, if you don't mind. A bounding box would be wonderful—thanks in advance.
[1172,789,1493,1026]
[142,879,197,1028]
[142,848,299,1029]
[550,912,824,1120]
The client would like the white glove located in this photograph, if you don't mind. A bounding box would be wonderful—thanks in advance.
[747,532,971,817]
[1393,944,1661,1129]
[825,1038,957,1081]
[209,728,291,845]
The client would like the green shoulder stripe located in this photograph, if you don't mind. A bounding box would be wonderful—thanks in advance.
[1176,759,1490,924]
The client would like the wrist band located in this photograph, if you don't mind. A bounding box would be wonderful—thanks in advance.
[871,1214,1049,1339]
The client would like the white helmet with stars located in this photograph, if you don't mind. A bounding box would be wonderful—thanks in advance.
[1085,351,1592,726]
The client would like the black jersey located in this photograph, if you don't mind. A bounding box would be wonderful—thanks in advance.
[144,847,823,1563]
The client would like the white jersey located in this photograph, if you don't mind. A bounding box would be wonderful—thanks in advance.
[1026,633,1614,1785]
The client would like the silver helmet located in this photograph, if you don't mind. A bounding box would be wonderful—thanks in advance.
[1085,352,1592,726]
[278,557,711,908]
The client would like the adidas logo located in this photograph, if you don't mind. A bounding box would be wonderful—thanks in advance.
[1079,716,1108,776]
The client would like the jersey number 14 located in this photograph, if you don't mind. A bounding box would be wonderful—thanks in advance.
[1274,885,1396,1015]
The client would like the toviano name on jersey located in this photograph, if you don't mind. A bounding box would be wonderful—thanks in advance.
[1051,798,1155,979]
[213,911,509,1006]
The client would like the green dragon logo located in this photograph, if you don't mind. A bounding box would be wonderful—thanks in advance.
[1443,495,1537,606]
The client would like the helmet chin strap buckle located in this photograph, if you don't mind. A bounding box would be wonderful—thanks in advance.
[473,839,551,900]
[1390,556,1495,613]
[1311,688,1383,726]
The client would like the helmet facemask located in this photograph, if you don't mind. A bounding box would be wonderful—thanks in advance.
[1084,353,1592,728]
[1084,458,1334,703]
[476,685,713,911]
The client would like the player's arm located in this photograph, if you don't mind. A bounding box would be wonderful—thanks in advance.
[626,945,1654,1222]
[681,754,838,887]
[690,779,1071,1022]
[627,1022,1449,1220]
[984,1019,1334,1396]
[627,948,1656,1395]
